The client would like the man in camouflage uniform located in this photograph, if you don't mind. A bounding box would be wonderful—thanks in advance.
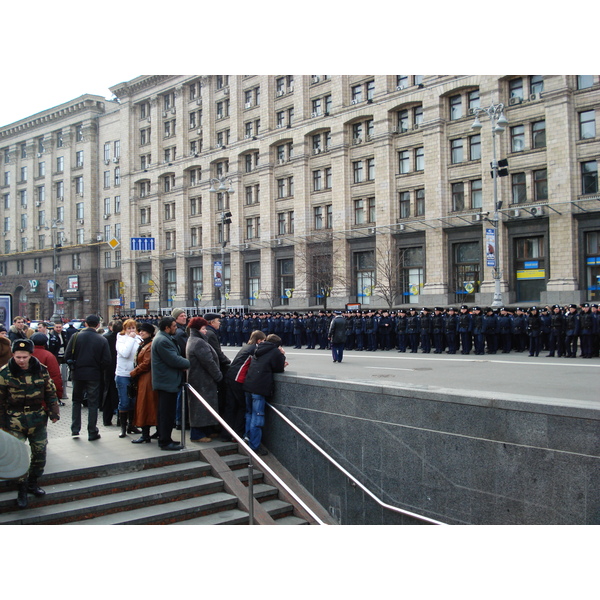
[0,338,60,509]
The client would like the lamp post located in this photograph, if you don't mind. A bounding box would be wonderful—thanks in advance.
[471,102,508,307]
[208,177,234,311]
[50,220,65,320]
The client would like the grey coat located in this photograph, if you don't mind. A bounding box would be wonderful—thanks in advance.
[186,328,223,428]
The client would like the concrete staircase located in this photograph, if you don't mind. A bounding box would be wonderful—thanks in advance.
[0,442,316,525]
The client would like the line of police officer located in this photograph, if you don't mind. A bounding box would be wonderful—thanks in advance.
[201,304,600,359]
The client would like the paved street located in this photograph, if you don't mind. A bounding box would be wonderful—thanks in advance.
[48,347,599,441]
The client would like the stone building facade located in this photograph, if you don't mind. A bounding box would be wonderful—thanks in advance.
[1,75,599,320]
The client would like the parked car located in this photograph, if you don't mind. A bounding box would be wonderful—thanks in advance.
[65,320,85,330]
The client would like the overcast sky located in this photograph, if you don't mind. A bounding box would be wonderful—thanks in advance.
[1,3,590,126]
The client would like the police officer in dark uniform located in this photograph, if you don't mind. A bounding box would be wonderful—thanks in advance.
[482,307,498,354]
[471,306,485,355]
[406,308,420,353]
[564,304,580,357]
[458,305,472,355]
[419,308,432,353]
[497,308,513,354]
[527,306,542,357]
[396,309,408,352]
[304,311,316,349]
[547,304,565,357]
[444,307,458,354]
[579,303,595,358]
[432,307,445,354]
[379,310,393,350]
[512,308,527,352]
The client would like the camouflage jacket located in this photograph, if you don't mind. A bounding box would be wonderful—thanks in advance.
[0,356,60,425]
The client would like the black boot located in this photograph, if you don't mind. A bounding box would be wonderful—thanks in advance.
[16,481,28,509]
[27,476,46,498]
[132,425,151,444]
[119,411,128,438]
[127,411,141,434]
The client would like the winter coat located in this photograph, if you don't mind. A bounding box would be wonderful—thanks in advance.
[0,336,11,368]
[328,315,347,344]
[64,327,112,381]
[151,329,190,393]
[0,356,60,423]
[225,343,260,383]
[32,345,64,399]
[186,328,223,428]
[131,340,158,427]
[204,325,231,373]
[243,341,286,398]
[115,333,141,377]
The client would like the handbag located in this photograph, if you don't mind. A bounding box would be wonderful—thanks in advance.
[127,378,138,398]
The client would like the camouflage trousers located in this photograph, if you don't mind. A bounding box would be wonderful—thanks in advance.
[4,409,48,483]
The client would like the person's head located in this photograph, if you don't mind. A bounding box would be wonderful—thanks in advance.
[137,322,155,341]
[11,339,34,368]
[188,316,209,335]
[0,325,7,338]
[159,316,177,334]
[31,333,48,347]
[266,334,282,346]
[13,316,25,330]
[85,314,100,328]
[53,321,63,333]
[120,318,137,335]
[203,313,221,329]
[171,308,188,326]
[248,330,266,345]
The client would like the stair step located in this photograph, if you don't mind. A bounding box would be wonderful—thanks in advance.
[0,476,224,525]
[173,508,251,525]
[260,498,296,520]
[251,483,279,502]
[68,492,239,525]
[0,461,212,513]
[221,453,251,470]
[275,515,310,525]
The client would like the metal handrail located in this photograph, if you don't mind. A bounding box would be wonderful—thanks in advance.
[266,401,447,525]
[184,384,327,525]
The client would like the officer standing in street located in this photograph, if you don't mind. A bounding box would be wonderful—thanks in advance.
[0,338,60,508]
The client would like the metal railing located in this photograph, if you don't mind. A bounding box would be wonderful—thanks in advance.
[184,384,327,525]
[266,401,447,525]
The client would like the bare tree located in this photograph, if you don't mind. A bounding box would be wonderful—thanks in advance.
[374,236,400,311]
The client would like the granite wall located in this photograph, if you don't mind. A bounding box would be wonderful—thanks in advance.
[263,374,600,525]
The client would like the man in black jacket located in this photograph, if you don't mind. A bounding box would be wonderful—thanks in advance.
[243,334,287,454]
[65,315,111,441]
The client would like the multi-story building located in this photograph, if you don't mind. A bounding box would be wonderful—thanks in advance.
[1,75,599,320]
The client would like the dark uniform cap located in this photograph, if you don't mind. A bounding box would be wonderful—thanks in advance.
[552,304,560,309]
[460,305,468,310]
[203,313,220,321]
[434,307,443,311]
[581,303,590,308]
[569,304,577,309]
[447,307,456,312]
[12,339,34,353]
[398,309,406,314]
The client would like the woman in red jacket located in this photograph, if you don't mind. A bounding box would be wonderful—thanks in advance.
[31,333,64,400]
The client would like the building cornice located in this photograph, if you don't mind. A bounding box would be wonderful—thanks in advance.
[0,95,106,140]
[109,75,181,100]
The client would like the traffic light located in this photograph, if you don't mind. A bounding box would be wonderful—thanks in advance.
[223,211,232,225]
[55,243,62,253]
[491,158,509,178]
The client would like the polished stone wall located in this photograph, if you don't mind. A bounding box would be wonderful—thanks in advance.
[264,374,600,525]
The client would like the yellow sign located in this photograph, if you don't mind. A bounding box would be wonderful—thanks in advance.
[517,269,546,280]
[108,238,120,250]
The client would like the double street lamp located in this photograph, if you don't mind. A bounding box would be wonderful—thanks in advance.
[208,177,234,311]
[471,102,509,307]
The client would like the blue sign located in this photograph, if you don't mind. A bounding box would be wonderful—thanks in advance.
[524,261,539,269]
[130,237,156,251]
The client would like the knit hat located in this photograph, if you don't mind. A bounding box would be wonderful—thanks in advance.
[31,333,48,346]
[171,308,185,319]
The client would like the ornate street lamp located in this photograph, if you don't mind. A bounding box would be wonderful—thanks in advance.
[471,103,509,307]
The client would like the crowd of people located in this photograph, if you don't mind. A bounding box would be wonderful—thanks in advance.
[0,309,288,508]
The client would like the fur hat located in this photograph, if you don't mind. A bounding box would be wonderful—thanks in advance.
[12,338,34,353]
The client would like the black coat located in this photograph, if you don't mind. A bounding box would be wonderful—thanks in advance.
[243,341,286,398]
[65,327,111,381]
